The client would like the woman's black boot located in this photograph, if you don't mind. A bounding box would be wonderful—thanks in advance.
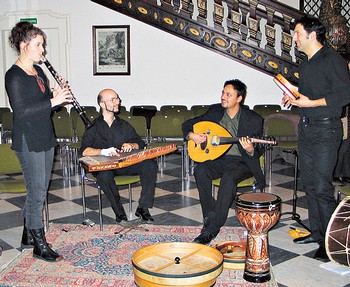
[29,228,63,262]
[21,220,52,250]
[21,219,34,250]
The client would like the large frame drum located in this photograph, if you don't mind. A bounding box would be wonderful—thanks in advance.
[325,196,350,267]
[235,193,281,283]
[132,242,223,287]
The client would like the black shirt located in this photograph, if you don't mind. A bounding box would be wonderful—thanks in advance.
[80,115,146,153]
[5,65,56,152]
[298,46,350,118]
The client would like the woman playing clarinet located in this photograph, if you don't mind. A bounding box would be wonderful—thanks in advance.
[5,21,72,262]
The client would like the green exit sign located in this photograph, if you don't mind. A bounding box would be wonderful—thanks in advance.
[20,18,37,24]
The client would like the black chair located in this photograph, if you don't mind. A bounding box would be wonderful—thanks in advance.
[149,115,185,177]
[190,105,209,116]
[119,115,149,142]
[130,105,158,130]
[253,104,281,117]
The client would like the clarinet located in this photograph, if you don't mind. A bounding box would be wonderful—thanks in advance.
[41,57,93,128]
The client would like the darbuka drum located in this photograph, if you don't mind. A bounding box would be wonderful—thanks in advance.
[132,242,223,287]
[325,196,350,267]
[235,193,281,283]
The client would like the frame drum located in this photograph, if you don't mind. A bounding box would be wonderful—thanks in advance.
[132,242,223,287]
[235,193,281,283]
[325,196,350,267]
[273,74,300,99]
[214,241,246,270]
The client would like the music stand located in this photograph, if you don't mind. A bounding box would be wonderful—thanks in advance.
[279,149,311,232]
[265,114,310,232]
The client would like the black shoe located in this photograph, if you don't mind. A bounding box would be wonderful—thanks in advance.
[193,230,215,245]
[116,213,128,223]
[293,234,317,244]
[135,207,154,222]
[314,246,329,262]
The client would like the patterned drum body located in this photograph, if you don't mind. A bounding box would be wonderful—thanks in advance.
[235,193,281,283]
[326,196,350,267]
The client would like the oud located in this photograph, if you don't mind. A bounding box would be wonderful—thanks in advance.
[188,121,276,162]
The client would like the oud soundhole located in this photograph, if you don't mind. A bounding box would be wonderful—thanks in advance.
[200,139,208,150]
[205,149,209,154]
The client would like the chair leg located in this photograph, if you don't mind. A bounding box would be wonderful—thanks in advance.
[269,147,273,188]
[81,167,87,220]
[97,187,103,231]
[44,197,49,232]
[181,145,186,181]
[128,184,133,220]
[80,168,95,227]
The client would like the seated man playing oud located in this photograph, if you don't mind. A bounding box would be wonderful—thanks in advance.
[182,79,265,244]
[80,88,157,223]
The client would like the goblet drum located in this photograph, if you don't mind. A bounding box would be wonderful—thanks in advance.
[235,193,281,283]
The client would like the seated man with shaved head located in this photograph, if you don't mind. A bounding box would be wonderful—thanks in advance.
[81,88,157,223]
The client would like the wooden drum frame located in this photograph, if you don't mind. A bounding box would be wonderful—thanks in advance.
[235,193,281,283]
[326,196,350,267]
[132,242,223,287]
[273,74,300,99]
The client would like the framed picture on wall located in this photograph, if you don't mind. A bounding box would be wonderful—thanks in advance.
[92,25,130,75]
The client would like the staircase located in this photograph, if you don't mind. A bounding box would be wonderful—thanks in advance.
[91,0,308,84]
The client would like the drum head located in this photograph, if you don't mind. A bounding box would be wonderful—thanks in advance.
[132,242,223,287]
[325,197,350,267]
[236,193,281,208]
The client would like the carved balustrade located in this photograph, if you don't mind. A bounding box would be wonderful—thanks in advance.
[92,0,306,82]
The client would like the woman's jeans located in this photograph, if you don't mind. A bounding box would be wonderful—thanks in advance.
[15,139,54,229]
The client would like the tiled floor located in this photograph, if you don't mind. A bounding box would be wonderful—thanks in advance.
[1,151,350,287]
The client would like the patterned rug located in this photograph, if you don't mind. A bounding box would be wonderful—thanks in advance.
[0,224,278,287]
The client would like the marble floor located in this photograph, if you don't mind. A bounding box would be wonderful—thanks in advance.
[1,151,350,287]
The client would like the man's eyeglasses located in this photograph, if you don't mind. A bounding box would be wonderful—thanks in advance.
[104,97,121,103]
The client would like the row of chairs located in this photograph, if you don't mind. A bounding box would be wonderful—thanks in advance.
[3,135,349,232]
[0,104,304,231]
[123,104,209,116]
[3,103,300,145]
[253,104,299,117]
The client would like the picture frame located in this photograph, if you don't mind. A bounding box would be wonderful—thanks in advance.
[92,25,130,75]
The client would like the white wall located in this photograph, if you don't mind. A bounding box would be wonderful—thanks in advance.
[0,0,295,110]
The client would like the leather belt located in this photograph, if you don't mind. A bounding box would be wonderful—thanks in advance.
[302,117,338,124]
